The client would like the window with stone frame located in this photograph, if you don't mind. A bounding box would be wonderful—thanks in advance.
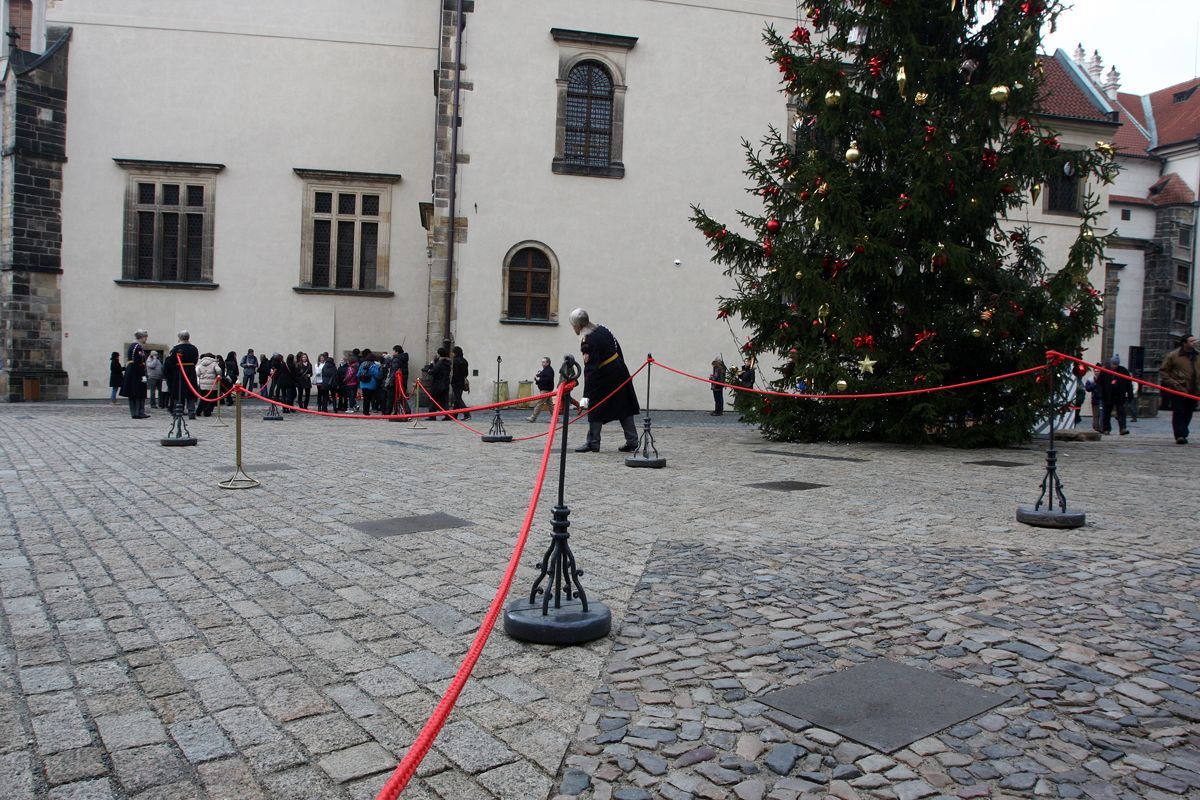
[501,242,559,325]
[294,170,400,295]
[1178,224,1193,252]
[115,160,222,286]
[551,29,636,179]
[1045,162,1080,214]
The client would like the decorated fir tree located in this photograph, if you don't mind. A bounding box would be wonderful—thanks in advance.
[693,0,1118,446]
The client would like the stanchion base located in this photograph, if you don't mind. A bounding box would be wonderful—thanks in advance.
[160,437,198,447]
[503,598,611,645]
[1016,506,1086,529]
[262,416,283,422]
[625,455,666,469]
[481,435,514,443]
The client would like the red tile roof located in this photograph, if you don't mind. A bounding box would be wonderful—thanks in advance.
[1147,173,1195,207]
[1146,78,1200,149]
[1037,54,1117,124]
[1110,95,1152,156]
[1109,194,1154,207]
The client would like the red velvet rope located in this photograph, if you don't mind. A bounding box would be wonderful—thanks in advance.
[1046,350,1200,403]
[372,383,568,800]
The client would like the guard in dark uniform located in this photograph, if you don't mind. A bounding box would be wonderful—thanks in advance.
[165,330,200,419]
[119,329,150,418]
[570,308,640,452]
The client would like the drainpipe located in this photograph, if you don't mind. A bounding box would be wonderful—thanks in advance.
[443,0,465,344]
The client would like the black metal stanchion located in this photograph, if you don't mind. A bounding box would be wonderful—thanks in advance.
[219,390,259,489]
[408,383,427,429]
[504,355,611,645]
[481,355,513,443]
[262,373,283,421]
[625,353,666,469]
[1017,357,1085,529]
[161,371,197,447]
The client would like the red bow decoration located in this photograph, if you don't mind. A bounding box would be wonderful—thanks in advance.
[853,334,876,350]
[868,56,884,77]
[791,25,811,44]
[910,330,936,351]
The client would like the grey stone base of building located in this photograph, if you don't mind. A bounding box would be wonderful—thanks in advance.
[0,368,69,402]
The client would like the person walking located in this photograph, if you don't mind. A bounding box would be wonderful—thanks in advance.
[1099,354,1133,435]
[569,308,640,453]
[296,352,313,409]
[709,358,727,416]
[118,330,150,418]
[450,345,470,420]
[357,353,381,415]
[108,352,124,404]
[145,351,165,409]
[195,352,222,416]
[527,357,556,423]
[1161,334,1199,445]
[240,349,259,391]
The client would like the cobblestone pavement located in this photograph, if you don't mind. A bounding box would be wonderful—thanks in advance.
[0,400,1196,800]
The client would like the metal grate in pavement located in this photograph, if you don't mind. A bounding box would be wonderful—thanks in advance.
[380,439,434,450]
[351,512,474,537]
[744,480,828,492]
[964,460,1031,468]
[759,659,1007,753]
[753,449,868,463]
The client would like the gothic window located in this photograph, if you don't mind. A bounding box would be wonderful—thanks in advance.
[116,160,221,286]
[551,29,636,179]
[501,242,559,325]
[294,169,400,295]
[564,62,613,168]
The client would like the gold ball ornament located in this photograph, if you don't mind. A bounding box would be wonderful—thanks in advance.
[914,91,929,106]
[971,328,984,338]
[989,85,1010,104]
[845,141,861,164]
[836,379,849,392]
[969,197,980,208]
[824,89,842,107]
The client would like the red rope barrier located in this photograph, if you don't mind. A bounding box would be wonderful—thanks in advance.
[234,380,557,421]
[1046,350,1200,403]
[373,383,568,800]
[414,380,488,435]
[175,354,242,403]
[651,358,1050,400]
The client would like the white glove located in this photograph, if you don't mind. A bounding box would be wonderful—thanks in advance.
[579,397,590,409]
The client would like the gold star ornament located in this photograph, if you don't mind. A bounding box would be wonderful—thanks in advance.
[858,355,877,374]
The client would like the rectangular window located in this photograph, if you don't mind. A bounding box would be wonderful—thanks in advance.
[296,171,398,293]
[1177,263,1191,287]
[1173,301,1189,326]
[1120,208,1131,221]
[1046,171,1079,214]
[1179,224,1193,251]
[117,161,221,284]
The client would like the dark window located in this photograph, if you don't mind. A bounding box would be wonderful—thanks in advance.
[1173,301,1189,325]
[564,62,614,167]
[507,248,552,320]
[126,177,213,282]
[1046,170,1079,214]
[312,220,331,287]
[1120,208,1131,221]
[1178,224,1193,250]
[1177,263,1190,286]
[306,187,386,291]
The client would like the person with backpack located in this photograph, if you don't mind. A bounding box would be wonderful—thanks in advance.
[341,356,360,412]
[357,352,381,415]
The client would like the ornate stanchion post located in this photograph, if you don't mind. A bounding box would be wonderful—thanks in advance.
[482,355,513,443]
[210,379,230,428]
[1017,355,1085,528]
[504,355,611,645]
[262,371,283,421]
[625,353,666,469]
[161,366,197,447]
[218,389,260,489]
[408,383,427,429]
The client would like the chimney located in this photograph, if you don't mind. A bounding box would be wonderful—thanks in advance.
[1088,50,1103,84]
[1073,43,1086,66]
[1103,66,1121,100]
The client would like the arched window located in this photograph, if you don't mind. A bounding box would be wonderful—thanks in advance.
[501,242,559,324]
[564,62,613,168]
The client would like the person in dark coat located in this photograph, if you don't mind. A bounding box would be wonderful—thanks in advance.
[450,346,471,420]
[274,353,297,412]
[257,351,272,389]
[1099,354,1133,436]
[108,352,124,404]
[569,308,640,452]
[118,330,149,418]
[425,347,452,419]
[223,351,238,405]
[164,330,200,419]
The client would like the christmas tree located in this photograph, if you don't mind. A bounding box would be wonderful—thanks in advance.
[693,0,1118,446]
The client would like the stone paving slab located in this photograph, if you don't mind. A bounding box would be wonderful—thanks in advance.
[1,402,1196,799]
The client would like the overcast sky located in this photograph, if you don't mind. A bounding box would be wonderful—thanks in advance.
[1041,0,1200,95]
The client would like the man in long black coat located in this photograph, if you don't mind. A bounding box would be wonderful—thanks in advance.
[165,330,200,419]
[1099,354,1133,435]
[570,308,640,452]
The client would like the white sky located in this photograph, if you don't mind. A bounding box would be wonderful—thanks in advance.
[1041,0,1200,95]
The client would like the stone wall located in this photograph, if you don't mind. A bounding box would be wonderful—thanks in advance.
[0,30,70,401]
[1138,205,1196,411]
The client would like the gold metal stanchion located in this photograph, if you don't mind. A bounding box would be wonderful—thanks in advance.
[219,390,260,489]
[408,383,427,429]
[211,380,230,428]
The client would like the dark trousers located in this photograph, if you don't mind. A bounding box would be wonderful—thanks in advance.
[1100,398,1127,433]
[451,386,468,417]
[298,385,311,408]
[360,387,375,415]
[1173,398,1197,441]
[317,385,330,412]
[586,415,638,448]
[148,380,162,408]
[127,397,145,417]
[712,388,724,414]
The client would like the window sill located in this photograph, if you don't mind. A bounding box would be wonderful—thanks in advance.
[114,279,218,290]
[500,318,558,326]
[551,160,625,179]
[293,286,395,298]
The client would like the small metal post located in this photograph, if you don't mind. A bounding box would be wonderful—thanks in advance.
[211,380,229,428]
[219,390,259,489]
[504,355,611,645]
[408,383,427,429]
[626,353,666,468]
[1017,357,1085,528]
[482,355,513,443]
[262,372,283,421]
[161,369,197,447]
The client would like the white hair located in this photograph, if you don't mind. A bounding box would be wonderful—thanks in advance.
[177,330,190,341]
[568,308,590,328]
[134,329,148,339]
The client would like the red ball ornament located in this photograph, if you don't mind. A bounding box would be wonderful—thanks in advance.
[799,190,811,201]
[1072,362,1088,377]
[871,109,884,120]
[766,218,782,234]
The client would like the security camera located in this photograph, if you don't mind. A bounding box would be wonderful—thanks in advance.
[673,259,682,267]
